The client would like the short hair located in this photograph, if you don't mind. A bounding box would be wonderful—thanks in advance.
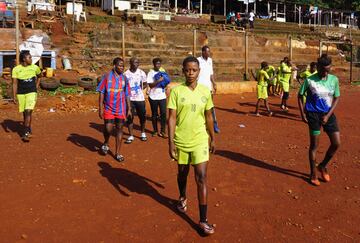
[130,57,138,63]
[261,61,268,69]
[317,54,332,67]
[113,57,124,66]
[182,56,199,67]
[20,50,31,63]
[152,57,162,65]
[283,56,289,62]
[201,45,210,52]
[310,62,317,68]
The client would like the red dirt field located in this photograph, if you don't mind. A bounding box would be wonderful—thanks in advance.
[1,87,360,242]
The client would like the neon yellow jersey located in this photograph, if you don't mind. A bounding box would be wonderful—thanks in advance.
[12,64,41,94]
[265,65,276,78]
[168,83,214,150]
[257,69,269,86]
[277,66,282,79]
[300,70,317,79]
[280,62,291,82]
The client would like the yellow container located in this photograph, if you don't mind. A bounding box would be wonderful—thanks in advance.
[46,68,54,78]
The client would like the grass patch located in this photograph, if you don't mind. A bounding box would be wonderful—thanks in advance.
[88,15,117,24]
[48,85,80,96]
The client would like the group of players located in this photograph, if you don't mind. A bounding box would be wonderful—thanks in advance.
[10,46,341,235]
[254,55,341,187]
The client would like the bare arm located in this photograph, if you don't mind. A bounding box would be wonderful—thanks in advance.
[205,109,215,153]
[297,95,307,123]
[98,93,104,119]
[210,74,217,94]
[168,108,177,160]
[126,96,132,117]
[12,78,18,104]
[36,74,42,89]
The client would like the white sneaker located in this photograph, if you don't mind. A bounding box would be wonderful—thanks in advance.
[125,135,134,144]
[140,132,147,141]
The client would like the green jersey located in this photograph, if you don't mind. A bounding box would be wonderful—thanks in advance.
[299,73,340,113]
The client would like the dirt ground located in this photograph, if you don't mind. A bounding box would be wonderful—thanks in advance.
[0,87,360,242]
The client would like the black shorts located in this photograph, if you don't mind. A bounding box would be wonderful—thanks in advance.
[306,112,339,135]
[127,101,146,124]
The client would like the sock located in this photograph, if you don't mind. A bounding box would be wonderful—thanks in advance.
[199,204,207,223]
[177,177,187,198]
[24,126,30,134]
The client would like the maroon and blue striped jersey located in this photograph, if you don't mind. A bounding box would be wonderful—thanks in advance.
[97,70,130,118]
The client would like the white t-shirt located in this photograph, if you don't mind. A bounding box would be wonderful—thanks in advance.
[124,69,146,101]
[146,69,167,100]
[197,56,214,91]
[249,12,255,21]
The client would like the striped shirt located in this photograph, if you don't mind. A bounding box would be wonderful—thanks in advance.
[97,70,130,118]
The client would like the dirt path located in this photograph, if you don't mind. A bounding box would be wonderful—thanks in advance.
[0,89,359,242]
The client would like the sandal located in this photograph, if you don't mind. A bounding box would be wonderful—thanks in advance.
[151,131,158,137]
[22,132,30,142]
[317,166,330,182]
[158,132,168,139]
[115,154,124,163]
[310,178,321,186]
[176,197,187,213]
[101,144,109,155]
[199,221,215,235]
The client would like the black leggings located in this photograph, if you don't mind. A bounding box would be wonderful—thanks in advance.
[127,101,146,125]
[149,98,166,133]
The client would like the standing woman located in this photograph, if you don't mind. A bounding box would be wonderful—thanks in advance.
[12,50,42,142]
[168,56,216,235]
[298,54,341,186]
[146,58,168,138]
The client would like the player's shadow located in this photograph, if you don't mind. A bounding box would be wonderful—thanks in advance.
[1,119,23,137]
[98,162,206,236]
[67,133,103,153]
[215,106,247,115]
[216,150,308,180]
[89,122,152,139]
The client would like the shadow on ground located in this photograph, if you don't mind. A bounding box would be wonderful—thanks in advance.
[98,162,209,236]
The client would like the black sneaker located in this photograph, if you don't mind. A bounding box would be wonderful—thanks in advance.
[22,132,30,142]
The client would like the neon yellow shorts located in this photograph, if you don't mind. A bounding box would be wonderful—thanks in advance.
[177,144,209,165]
[17,92,37,112]
[280,81,290,92]
[257,85,268,100]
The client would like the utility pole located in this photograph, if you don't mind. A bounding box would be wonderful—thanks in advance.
[15,4,19,65]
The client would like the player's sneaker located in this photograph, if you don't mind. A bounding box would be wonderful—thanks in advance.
[199,221,215,235]
[176,197,187,213]
[22,132,30,142]
[101,144,109,155]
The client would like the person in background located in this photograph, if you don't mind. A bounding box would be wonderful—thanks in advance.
[298,54,340,186]
[197,45,220,133]
[146,57,168,138]
[124,57,148,143]
[12,50,42,142]
[97,57,131,162]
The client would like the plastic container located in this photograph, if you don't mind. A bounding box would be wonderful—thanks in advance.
[46,68,54,78]
[62,57,72,70]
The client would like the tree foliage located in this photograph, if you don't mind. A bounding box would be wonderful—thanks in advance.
[289,0,358,11]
